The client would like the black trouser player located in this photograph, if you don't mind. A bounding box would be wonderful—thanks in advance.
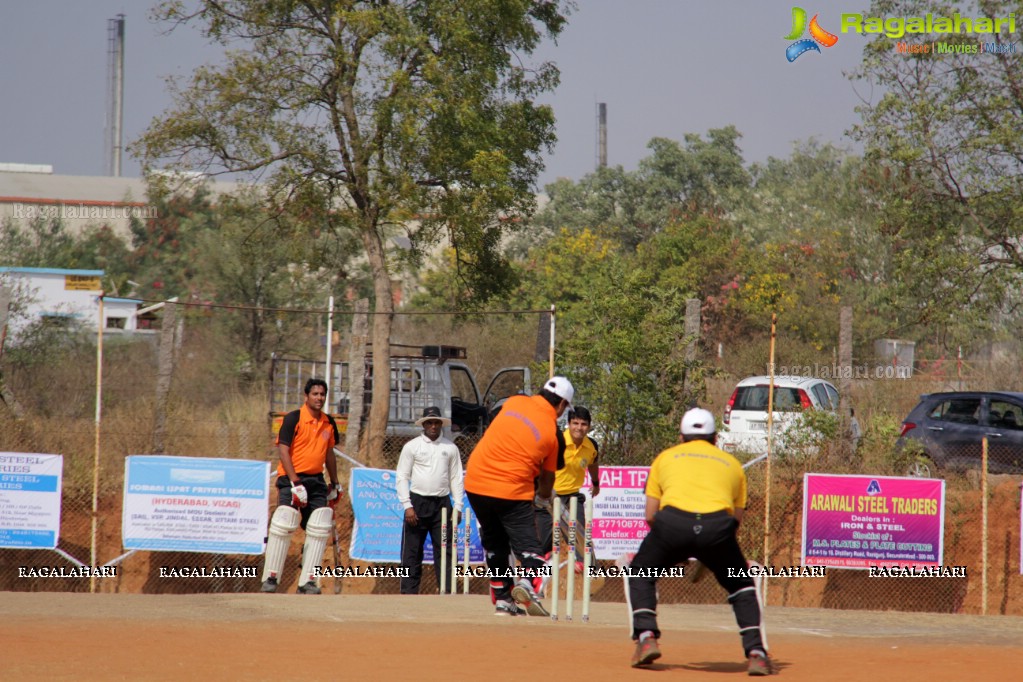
[628,507,765,655]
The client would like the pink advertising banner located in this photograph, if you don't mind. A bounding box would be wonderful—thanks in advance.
[585,466,649,560]
[801,473,945,569]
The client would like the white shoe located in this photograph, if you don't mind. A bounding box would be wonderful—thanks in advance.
[511,578,549,617]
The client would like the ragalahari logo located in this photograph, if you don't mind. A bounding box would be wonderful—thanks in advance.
[785,7,839,61]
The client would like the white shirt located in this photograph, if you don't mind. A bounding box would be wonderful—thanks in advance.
[395,433,464,512]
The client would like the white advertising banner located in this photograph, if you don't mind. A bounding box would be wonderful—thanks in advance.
[122,455,270,554]
[0,452,63,549]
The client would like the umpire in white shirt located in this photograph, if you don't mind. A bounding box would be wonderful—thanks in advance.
[396,406,465,594]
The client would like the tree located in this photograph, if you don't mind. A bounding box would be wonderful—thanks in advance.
[535,127,751,249]
[850,0,1023,345]
[194,191,346,374]
[125,187,215,299]
[137,0,568,464]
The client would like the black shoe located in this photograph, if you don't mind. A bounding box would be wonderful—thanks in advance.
[297,581,322,595]
[260,577,278,593]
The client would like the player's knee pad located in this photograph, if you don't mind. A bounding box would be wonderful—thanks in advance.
[270,505,301,535]
[262,505,301,582]
[299,507,333,586]
[305,506,333,540]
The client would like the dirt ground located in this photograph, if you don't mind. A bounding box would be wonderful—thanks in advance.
[3,592,1022,681]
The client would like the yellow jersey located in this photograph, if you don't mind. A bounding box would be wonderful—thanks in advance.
[645,439,746,515]
[554,430,598,495]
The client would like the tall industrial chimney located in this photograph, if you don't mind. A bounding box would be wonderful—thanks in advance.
[106,14,125,176]
[596,103,607,170]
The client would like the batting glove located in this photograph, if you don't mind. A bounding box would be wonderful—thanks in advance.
[327,484,342,508]
[533,493,552,513]
[291,483,309,507]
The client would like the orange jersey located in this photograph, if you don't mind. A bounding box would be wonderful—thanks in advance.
[465,394,560,500]
[276,404,338,476]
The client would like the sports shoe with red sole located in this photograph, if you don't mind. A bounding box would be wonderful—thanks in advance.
[630,638,661,667]
[747,651,773,676]
[511,578,549,617]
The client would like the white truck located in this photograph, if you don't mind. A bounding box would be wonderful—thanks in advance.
[269,344,531,440]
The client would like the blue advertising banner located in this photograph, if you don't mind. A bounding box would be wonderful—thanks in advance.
[348,467,483,563]
[122,455,270,554]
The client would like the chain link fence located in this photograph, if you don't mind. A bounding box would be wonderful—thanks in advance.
[1,304,1021,614]
[2,418,1020,616]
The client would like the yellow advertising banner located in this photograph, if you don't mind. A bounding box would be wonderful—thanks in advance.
[65,275,101,291]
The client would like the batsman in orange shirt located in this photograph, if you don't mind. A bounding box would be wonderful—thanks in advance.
[260,378,341,595]
[464,376,573,617]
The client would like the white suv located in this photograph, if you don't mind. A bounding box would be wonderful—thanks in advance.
[718,375,840,455]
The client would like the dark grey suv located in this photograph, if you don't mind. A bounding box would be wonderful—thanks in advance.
[897,391,1023,476]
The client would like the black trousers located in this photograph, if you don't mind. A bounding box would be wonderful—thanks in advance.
[628,507,765,657]
[535,492,587,561]
[275,474,328,530]
[466,492,547,601]
[400,493,454,594]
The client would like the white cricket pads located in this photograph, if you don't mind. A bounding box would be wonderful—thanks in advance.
[300,506,334,587]
[262,505,300,582]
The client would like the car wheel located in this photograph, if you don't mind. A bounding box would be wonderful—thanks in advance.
[906,455,934,478]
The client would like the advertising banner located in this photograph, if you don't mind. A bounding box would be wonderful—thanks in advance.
[801,473,945,568]
[122,456,270,554]
[0,452,63,549]
[588,466,650,561]
[348,467,483,563]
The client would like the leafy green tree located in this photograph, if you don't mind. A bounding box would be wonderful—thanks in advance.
[126,187,216,299]
[136,0,567,464]
[536,127,751,249]
[194,191,345,375]
[0,216,133,295]
[0,217,75,268]
[556,256,705,462]
[850,0,1023,347]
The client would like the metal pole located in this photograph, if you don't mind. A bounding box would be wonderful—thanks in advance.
[981,436,988,615]
[91,294,105,592]
[324,296,334,408]
[112,15,124,176]
[763,313,777,605]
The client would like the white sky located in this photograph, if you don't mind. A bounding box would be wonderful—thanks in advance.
[0,1,873,188]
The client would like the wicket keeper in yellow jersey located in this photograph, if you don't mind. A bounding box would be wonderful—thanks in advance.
[627,408,771,675]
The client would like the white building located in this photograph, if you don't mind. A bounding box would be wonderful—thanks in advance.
[0,163,248,240]
[0,267,145,338]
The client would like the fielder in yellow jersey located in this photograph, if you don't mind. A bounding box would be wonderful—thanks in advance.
[627,408,771,676]
[536,406,600,570]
